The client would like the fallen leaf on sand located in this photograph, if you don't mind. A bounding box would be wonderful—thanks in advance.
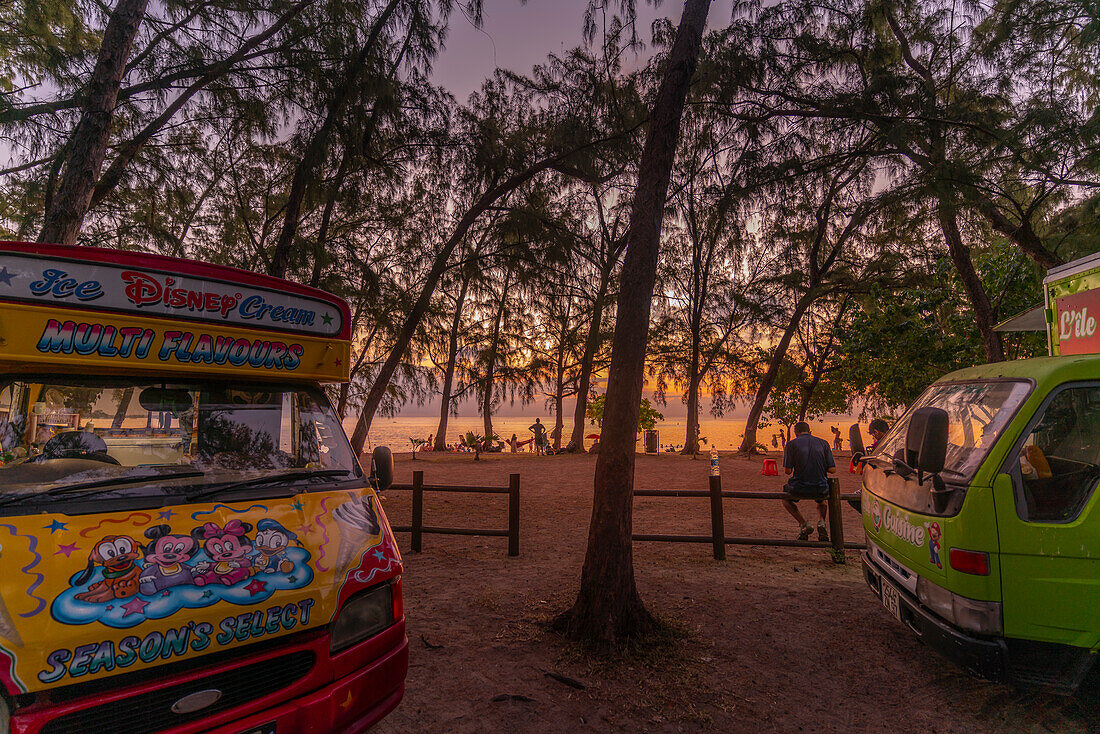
[544,671,587,690]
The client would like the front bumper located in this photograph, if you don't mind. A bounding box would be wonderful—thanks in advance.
[207,634,408,734]
[12,622,408,734]
[862,550,1007,681]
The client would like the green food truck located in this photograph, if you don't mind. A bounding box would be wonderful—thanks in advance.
[860,251,1100,692]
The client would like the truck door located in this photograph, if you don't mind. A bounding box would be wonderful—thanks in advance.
[994,382,1100,683]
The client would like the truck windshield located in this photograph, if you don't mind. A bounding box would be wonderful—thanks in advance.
[875,380,1032,482]
[0,377,361,506]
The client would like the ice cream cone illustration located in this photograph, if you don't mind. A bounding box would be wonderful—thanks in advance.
[0,590,23,648]
[332,495,382,576]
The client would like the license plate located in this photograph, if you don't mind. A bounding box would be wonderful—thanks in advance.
[238,723,276,734]
[880,580,902,622]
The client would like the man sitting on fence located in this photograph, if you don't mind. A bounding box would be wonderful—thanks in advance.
[781,421,836,541]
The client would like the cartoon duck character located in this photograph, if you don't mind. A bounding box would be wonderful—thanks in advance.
[190,520,258,586]
[139,525,197,595]
[74,535,143,602]
[254,518,300,574]
[927,522,942,569]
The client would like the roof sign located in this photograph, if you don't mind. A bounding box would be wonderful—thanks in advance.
[0,252,343,338]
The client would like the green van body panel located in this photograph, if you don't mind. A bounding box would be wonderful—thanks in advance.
[862,353,1100,685]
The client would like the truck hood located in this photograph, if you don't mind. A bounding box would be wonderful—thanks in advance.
[0,488,401,694]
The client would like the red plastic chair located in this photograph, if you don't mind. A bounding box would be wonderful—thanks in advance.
[762,458,779,476]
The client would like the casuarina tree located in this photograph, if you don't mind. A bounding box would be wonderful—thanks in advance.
[553,0,712,646]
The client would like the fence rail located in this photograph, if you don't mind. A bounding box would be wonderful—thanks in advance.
[633,476,865,563]
[388,470,520,556]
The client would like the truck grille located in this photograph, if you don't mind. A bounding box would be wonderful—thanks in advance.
[40,650,314,734]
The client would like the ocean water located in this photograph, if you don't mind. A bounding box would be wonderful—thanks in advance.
[346,415,864,453]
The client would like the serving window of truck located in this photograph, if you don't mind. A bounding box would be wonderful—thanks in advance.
[0,242,407,734]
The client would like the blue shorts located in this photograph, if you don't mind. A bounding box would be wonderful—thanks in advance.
[783,482,828,502]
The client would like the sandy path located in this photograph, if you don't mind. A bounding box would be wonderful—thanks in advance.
[371,451,1099,733]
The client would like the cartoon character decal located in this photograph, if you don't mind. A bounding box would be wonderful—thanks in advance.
[190,520,258,586]
[138,525,196,595]
[926,522,942,568]
[50,517,315,629]
[41,492,393,635]
[870,499,882,532]
[254,519,300,574]
[73,536,143,603]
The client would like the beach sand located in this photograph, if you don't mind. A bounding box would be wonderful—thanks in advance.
[373,451,1097,733]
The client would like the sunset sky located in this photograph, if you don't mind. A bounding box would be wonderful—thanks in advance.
[403,1,739,419]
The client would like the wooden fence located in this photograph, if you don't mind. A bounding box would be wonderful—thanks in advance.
[388,470,520,557]
[633,476,865,563]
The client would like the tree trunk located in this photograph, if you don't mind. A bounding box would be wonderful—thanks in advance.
[111,387,135,429]
[435,278,470,451]
[553,356,566,451]
[552,0,711,647]
[681,331,702,455]
[568,271,611,452]
[337,381,351,419]
[38,0,149,245]
[937,202,1004,363]
[737,293,814,454]
[481,274,510,441]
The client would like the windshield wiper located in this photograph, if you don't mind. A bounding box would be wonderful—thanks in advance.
[860,455,892,469]
[186,469,352,501]
[0,469,206,509]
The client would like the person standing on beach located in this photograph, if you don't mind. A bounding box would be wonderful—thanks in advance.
[509,433,518,453]
[831,426,842,451]
[529,419,547,455]
[781,421,836,541]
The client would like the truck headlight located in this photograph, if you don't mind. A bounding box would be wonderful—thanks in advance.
[916,576,1002,635]
[330,581,395,654]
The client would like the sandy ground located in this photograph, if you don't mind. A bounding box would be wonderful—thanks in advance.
[370,451,1100,733]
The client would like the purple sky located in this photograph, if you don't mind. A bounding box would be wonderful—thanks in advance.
[431,0,736,100]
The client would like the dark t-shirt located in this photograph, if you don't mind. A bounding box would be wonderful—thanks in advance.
[783,433,835,496]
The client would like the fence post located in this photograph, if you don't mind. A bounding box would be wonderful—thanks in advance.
[709,474,726,561]
[827,476,844,563]
[411,470,424,553]
[508,473,520,557]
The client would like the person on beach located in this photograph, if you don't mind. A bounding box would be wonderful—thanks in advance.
[831,425,842,451]
[509,433,518,453]
[781,421,836,541]
[529,418,547,455]
[868,418,889,452]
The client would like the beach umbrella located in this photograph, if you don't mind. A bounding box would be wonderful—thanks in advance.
[585,433,601,440]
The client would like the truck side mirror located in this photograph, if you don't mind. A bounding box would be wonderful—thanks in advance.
[849,424,866,454]
[370,445,394,490]
[906,407,948,475]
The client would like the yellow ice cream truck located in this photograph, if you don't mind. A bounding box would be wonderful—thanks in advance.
[0,241,406,733]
